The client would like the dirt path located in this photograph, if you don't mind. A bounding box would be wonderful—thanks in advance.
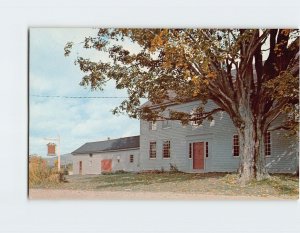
[29,189,295,200]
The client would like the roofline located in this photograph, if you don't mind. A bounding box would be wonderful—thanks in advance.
[81,135,140,144]
[71,135,140,155]
[71,147,140,155]
[140,98,200,110]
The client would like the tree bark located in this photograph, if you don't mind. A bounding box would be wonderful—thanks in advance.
[254,124,270,180]
[237,120,256,185]
[236,115,269,184]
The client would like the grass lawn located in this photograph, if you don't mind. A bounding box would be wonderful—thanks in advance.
[30,172,299,199]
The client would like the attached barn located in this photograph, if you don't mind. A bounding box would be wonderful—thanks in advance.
[72,136,140,175]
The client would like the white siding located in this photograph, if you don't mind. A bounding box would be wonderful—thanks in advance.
[266,131,298,173]
[72,149,140,175]
[140,100,299,173]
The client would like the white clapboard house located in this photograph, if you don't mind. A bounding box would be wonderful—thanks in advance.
[72,100,298,175]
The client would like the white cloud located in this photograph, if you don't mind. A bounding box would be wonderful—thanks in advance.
[30,91,140,156]
[29,28,142,156]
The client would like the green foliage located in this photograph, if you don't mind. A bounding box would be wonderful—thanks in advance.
[114,170,128,174]
[101,170,130,175]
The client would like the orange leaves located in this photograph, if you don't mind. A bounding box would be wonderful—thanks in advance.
[206,72,217,79]
[150,35,164,51]
[192,89,200,97]
[203,79,209,85]
[280,29,291,36]
[190,75,210,97]
[191,75,199,84]
[150,29,169,52]
[191,75,212,91]
[162,60,172,69]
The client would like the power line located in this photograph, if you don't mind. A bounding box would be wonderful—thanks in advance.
[30,94,128,99]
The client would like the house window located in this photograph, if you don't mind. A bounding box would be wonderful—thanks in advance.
[264,131,271,156]
[206,142,209,158]
[233,134,239,157]
[130,154,134,163]
[162,120,171,129]
[149,141,157,159]
[163,140,171,158]
[89,153,93,157]
[189,143,193,159]
[149,121,157,130]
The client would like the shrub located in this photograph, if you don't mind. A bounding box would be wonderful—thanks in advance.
[101,171,113,175]
[66,164,73,173]
[138,170,164,174]
[169,163,179,172]
[114,170,127,174]
[29,156,65,187]
[62,168,69,175]
[102,170,130,175]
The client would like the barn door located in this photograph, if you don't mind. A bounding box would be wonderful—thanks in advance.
[101,159,112,172]
[193,142,204,169]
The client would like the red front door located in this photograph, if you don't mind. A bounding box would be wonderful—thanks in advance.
[193,142,204,169]
[101,159,112,172]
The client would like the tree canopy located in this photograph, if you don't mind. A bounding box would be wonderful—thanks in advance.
[65,29,299,183]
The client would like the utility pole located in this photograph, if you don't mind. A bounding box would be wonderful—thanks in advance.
[44,135,61,172]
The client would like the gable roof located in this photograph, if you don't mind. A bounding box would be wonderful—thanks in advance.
[71,135,140,155]
[140,90,179,109]
[139,68,257,110]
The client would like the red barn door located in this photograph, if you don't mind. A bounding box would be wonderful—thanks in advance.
[101,159,112,172]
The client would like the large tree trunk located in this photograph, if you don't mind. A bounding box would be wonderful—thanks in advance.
[236,116,269,185]
[254,123,270,180]
[237,120,256,185]
[234,60,270,184]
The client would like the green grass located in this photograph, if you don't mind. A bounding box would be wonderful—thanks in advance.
[30,172,299,198]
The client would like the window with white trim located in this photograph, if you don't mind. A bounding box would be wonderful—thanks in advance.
[149,121,157,130]
[149,141,156,158]
[163,140,171,158]
[264,131,271,156]
[162,120,171,129]
[232,134,239,157]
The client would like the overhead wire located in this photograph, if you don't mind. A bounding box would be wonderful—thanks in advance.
[30,94,130,99]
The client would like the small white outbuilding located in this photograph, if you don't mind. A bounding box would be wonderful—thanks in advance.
[72,136,140,175]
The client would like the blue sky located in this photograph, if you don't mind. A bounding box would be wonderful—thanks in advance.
[29,28,142,157]
[29,28,273,157]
